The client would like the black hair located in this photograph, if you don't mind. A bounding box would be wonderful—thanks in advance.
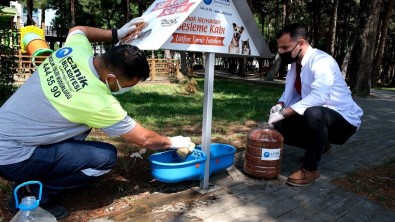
[102,44,149,81]
[276,23,309,42]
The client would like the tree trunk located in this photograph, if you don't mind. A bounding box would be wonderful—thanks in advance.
[282,0,291,26]
[180,51,187,76]
[341,35,357,79]
[265,54,281,81]
[125,0,131,22]
[70,0,75,26]
[40,3,46,28]
[238,58,246,77]
[26,0,35,26]
[282,1,286,27]
[351,0,382,97]
[351,0,383,97]
[380,37,395,83]
[326,0,339,55]
[228,59,237,74]
[391,64,395,86]
[371,0,394,87]
[381,62,391,83]
[337,1,352,59]
[311,0,322,46]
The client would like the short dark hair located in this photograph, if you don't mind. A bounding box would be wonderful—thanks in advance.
[102,44,149,81]
[276,23,309,42]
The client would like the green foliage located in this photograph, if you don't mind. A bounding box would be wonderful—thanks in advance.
[78,0,123,28]
[40,0,391,92]
[48,0,98,37]
[0,7,18,106]
[0,16,8,30]
[47,0,146,38]
[0,43,18,106]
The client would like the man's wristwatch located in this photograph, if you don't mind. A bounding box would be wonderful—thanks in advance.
[279,107,287,117]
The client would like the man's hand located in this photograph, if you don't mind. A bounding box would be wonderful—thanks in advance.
[169,136,191,149]
[117,17,145,40]
[270,104,283,114]
[175,142,195,160]
[268,111,285,125]
[170,136,195,160]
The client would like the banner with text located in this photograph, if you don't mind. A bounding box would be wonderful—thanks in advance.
[122,0,260,56]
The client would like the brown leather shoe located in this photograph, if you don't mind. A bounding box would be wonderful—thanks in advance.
[286,168,320,187]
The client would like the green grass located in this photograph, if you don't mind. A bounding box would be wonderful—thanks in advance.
[376,86,395,92]
[100,78,283,147]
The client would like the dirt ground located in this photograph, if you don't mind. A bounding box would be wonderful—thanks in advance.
[1,135,394,221]
[332,158,395,212]
[0,152,200,222]
[0,127,209,222]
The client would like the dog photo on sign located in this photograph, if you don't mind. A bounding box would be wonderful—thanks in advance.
[228,23,244,54]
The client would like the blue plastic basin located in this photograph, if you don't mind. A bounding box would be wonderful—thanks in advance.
[196,143,237,174]
[149,149,206,183]
[148,143,236,183]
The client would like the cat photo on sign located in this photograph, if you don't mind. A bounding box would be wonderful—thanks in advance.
[242,38,251,55]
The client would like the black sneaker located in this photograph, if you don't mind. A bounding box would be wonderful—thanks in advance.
[8,186,69,219]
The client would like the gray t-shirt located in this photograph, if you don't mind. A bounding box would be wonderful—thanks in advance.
[0,33,135,165]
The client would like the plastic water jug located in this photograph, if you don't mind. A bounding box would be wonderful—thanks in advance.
[10,181,57,222]
[244,122,284,179]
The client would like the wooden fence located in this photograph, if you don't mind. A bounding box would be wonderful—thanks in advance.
[10,55,183,83]
[147,58,183,81]
[13,54,47,82]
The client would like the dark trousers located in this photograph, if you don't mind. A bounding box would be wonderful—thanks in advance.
[0,139,117,203]
[273,106,357,171]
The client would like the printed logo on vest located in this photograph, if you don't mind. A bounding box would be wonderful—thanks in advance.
[56,47,73,58]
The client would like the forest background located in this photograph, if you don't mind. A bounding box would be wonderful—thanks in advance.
[2,0,394,98]
[0,1,395,220]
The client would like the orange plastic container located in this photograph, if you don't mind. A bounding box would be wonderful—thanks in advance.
[22,33,53,66]
[23,33,52,56]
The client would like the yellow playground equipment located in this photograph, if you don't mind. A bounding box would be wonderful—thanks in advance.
[20,25,53,66]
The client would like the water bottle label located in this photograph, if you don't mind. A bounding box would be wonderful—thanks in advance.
[261,148,281,160]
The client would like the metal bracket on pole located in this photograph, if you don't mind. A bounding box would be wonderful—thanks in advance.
[200,52,215,189]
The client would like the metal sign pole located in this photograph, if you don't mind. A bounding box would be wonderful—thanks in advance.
[200,52,215,189]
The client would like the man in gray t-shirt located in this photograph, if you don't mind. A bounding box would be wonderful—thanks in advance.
[0,20,193,219]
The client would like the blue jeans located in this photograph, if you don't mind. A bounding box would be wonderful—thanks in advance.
[273,106,357,171]
[0,139,117,203]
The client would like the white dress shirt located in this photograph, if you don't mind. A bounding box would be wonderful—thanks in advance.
[279,46,363,128]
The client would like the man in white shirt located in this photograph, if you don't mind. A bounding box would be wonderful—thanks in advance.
[268,23,363,187]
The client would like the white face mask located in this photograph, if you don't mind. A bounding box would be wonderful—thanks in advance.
[105,75,133,95]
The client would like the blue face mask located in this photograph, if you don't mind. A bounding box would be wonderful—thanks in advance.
[105,75,133,95]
